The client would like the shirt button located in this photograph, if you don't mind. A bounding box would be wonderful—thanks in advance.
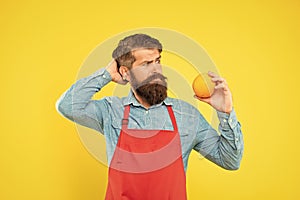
[229,118,233,123]
[235,138,239,142]
[145,110,149,114]
[223,119,227,123]
[103,75,106,78]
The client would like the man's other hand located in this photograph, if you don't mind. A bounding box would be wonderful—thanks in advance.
[195,71,233,114]
[105,60,128,85]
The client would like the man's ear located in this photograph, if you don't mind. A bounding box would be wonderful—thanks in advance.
[119,66,129,81]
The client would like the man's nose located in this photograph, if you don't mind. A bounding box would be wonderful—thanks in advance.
[150,63,162,73]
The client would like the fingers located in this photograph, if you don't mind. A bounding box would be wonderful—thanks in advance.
[207,71,218,78]
[214,82,229,91]
[206,71,230,92]
[207,71,227,85]
[212,77,227,84]
[106,59,117,69]
[193,95,211,104]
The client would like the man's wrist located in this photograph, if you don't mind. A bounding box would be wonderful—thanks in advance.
[102,68,113,81]
[217,108,238,129]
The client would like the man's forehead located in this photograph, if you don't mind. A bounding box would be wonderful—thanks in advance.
[132,48,160,60]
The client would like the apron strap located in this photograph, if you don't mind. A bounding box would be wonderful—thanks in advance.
[122,105,130,129]
[166,105,178,132]
[122,105,178,132]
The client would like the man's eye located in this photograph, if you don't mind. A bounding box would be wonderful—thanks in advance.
[142,60,160,66]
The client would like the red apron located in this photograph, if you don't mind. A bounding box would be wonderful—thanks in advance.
[105,105,187,200]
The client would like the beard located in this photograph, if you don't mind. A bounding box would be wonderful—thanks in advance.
[131,73,168,106]
[136,83,167,106]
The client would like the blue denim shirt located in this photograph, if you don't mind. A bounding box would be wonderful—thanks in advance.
[56,68,244,171]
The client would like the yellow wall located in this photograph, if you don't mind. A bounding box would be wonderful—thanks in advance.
[1,0,299,199]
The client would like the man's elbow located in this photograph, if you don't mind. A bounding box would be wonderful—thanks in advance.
[55,97,73,119]
[222,158,242,171]
[222,147,243,171]
[223,163,240,171]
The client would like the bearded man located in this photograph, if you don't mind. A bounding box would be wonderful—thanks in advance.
[56,33,244,200]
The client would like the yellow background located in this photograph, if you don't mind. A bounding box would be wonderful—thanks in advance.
[1,0,299,199]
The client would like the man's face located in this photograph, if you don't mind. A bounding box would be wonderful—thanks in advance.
[127,48,168,106]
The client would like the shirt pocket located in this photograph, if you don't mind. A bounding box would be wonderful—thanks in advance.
[111,118,122,135]
[179,127,195,146]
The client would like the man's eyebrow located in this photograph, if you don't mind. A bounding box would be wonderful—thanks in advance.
[140,56,161,64]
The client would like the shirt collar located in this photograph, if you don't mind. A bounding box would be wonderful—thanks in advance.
[123,90,173,108]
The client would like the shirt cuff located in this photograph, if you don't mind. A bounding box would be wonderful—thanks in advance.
[217,108,238,130]
[93,68,112,87]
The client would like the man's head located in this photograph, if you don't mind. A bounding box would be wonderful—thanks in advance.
[112,34,167,106]
[112,34,162,69]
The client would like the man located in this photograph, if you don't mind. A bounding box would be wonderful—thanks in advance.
[56,34,244,200]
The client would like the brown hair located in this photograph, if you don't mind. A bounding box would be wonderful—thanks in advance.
[112,34,162,70]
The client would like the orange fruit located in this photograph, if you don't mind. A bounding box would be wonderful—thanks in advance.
[192,73,214,98]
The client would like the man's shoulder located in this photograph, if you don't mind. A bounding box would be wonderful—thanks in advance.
[97,96,127,107]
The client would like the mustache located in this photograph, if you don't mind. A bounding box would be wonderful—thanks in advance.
[139,73,167,86]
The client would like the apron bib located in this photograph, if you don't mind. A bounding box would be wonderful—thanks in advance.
[105,105,187,200]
